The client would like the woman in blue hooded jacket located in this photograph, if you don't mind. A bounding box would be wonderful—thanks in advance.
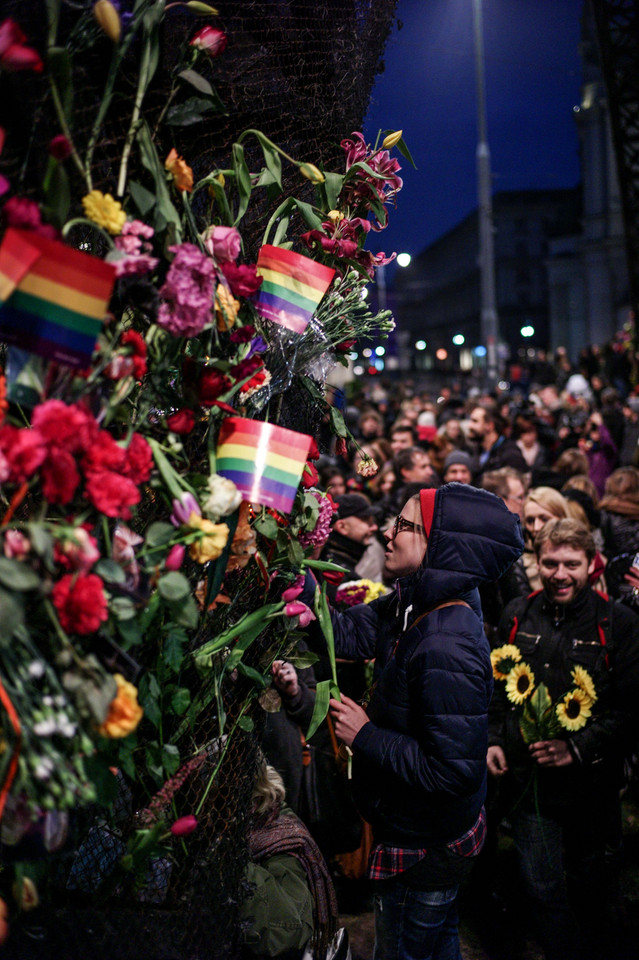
[304,483,524,960]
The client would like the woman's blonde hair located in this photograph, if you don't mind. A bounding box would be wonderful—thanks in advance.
[562,474,600,507]
[524,486,569,521]
[252,759,286,816]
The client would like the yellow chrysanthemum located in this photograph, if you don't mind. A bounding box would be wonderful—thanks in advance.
[571,665,597,706]
[82,189,126,235]
[491,643,522,681]
[505,662,535,705]
[556,687,592,732]
[359,579,388,603]
[187,512,229,564]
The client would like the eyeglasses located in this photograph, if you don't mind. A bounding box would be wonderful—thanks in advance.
[391,515,426,540]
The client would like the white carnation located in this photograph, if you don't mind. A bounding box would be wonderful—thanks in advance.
[202,474,243,520]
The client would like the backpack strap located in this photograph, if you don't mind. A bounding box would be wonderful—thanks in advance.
[595,591,613,670]
[409,599,471,632]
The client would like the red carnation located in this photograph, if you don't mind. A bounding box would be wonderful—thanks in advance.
[167,410,196,434]
[336,339,356,353]
[230,356,263,380]
[31,399,96,454]
[221,262,263,299]
[85,469,141,519]
[52,573,108,635]
[229,325,256,344]
[120,329,147,379]
[300,461,318,489]
[48,135,72,161]
[81,431,127,475]
[122,433,153,484]
[307,438,320,461]
[41,449,80,504]
[0,424,46,482]
[198,369,231,406]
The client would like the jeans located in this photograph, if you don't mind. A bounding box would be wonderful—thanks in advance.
[511,802,609,960]
[373,878,461,960]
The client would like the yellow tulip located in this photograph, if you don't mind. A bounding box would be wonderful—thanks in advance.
[93,0,121,42]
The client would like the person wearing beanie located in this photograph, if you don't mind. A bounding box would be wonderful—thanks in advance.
[442,450,473,485]
[300,484,524,959]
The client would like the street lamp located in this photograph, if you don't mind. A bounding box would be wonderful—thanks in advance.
[472,0,499,383]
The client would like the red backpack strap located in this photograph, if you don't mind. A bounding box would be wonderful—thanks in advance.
[508,616,519,645]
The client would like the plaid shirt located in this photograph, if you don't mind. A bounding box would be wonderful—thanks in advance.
[367,806,487,881]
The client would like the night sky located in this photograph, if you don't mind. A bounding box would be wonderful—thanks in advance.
[362,0,584,271]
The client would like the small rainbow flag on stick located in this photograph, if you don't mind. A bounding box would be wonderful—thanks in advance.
[255,244,335,334]
[216,416,312,514]
[0,228,116,368]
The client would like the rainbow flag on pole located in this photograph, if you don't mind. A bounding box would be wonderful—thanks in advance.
[255,244,335,334]
[0,228,116,368]
[216,416,312,514]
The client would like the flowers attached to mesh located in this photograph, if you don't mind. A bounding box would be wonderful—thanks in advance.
[157,243,216,338]
[98,674,144,738]
[82,189,127,234]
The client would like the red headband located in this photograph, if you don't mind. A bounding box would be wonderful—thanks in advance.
[419,488,437,538]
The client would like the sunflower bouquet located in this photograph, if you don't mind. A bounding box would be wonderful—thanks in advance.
[491,644,598,743]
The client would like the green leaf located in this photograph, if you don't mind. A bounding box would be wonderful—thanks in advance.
[315,581,338,688]
[158,571,191,602]
[178,69,214,97]
[170,687,191,715]
[43,161,70,229]
[47,46,73,122]
[25,524,53,558]
[0,587,24,644]
[272,214,292,247]
[195,602,283,658]
[303,559,349,574]
[162,743,180,776]
[144,521,176,550]
[287,650,319,669]
[287,539,304,567]
[293,199,323,231]
[139,677,162,729]
[163,628,186,674]
[0,558,40,591]
[232,143,252,225]
[306,679,332,740]
[323,171,343,210]
[329,407,349,438]
[137,121,182,237]
[83,755,118,808]
[138,591,161,634]
[117,742,137,781]
[236,661,270,689]
[396,135,417,168]
[238,715,254,732]
[110,596,137,621]
[95,559,127,584]
[166,96,216,127]
[128,179,156,217]
[171,594,199,630]
[253,514,279,540]
[149,438,189,500]
[116,617,143,648]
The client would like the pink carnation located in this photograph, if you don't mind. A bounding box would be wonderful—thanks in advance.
[156,243,215,338]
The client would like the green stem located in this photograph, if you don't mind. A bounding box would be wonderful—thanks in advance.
[117,30,153,197]
[48,75,87,187]
[194,697,253,817]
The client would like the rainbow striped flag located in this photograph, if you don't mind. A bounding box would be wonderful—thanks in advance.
[216,416,312,514]
[255,244,335,334]
[0,228,116,368]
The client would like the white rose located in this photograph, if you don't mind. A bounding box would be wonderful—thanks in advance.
[202,474,243,520]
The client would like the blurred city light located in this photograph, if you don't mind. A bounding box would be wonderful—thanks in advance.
[415,340,427,351]
[397,253,412,267]
[452,334,465,345]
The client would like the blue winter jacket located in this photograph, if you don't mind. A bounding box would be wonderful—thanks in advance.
[309,483,524,846]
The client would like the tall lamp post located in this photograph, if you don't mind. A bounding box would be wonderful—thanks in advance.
[472,0,499,383]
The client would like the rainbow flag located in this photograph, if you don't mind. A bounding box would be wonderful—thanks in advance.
[216,416,312,514]
[0,228,116,368]
[255,244,335,334]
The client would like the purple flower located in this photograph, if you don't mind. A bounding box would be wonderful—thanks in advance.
[247,336,268,358]
[298,491,335,549]
[156,244,215,338]
[170,492,201,527]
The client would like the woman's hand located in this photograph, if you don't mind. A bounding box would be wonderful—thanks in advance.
[329,695,369,746]
[271,660,299,698]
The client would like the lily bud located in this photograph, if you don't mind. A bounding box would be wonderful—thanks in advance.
[381,129,403,150]
[93,0,121,42]
[186,1,220,13]
[299,162,325,184]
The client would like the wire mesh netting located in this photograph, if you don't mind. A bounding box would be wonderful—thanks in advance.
[0,0,399,957]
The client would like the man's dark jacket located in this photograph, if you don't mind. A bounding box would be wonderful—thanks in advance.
[304,483,524,846]
[474,435,528,479]
[489,587,639,809]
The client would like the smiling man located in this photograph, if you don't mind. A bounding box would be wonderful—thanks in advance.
[488,518,639,960]
[302,483,523,959]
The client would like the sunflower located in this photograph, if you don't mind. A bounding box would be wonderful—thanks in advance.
[491,644,522,681]
[556,687,592,732]
[571,665,597,706]
[505,662,535,705]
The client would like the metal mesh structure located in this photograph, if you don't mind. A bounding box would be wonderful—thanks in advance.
[0,1,399,957]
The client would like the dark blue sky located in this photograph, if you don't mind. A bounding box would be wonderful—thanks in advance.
[363,0,584,266]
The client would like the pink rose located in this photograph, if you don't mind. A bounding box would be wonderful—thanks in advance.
[189,26,227,56]
[203,225,241,264]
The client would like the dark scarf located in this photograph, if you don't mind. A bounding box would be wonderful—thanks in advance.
[249,805,338,959]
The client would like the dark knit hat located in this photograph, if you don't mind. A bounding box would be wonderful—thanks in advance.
[443,450,473,473]
[335,493,374,520]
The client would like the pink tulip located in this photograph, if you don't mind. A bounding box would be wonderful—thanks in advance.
[190,26,227,57]
[165,544,185,571]
[284,601,316,628]
[170,815,198,837]
[282,584,303,603]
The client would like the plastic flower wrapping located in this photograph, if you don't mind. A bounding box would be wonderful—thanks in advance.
[0,1,412,916]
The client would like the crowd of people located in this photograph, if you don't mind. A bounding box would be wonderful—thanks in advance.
[247,345,639,960]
